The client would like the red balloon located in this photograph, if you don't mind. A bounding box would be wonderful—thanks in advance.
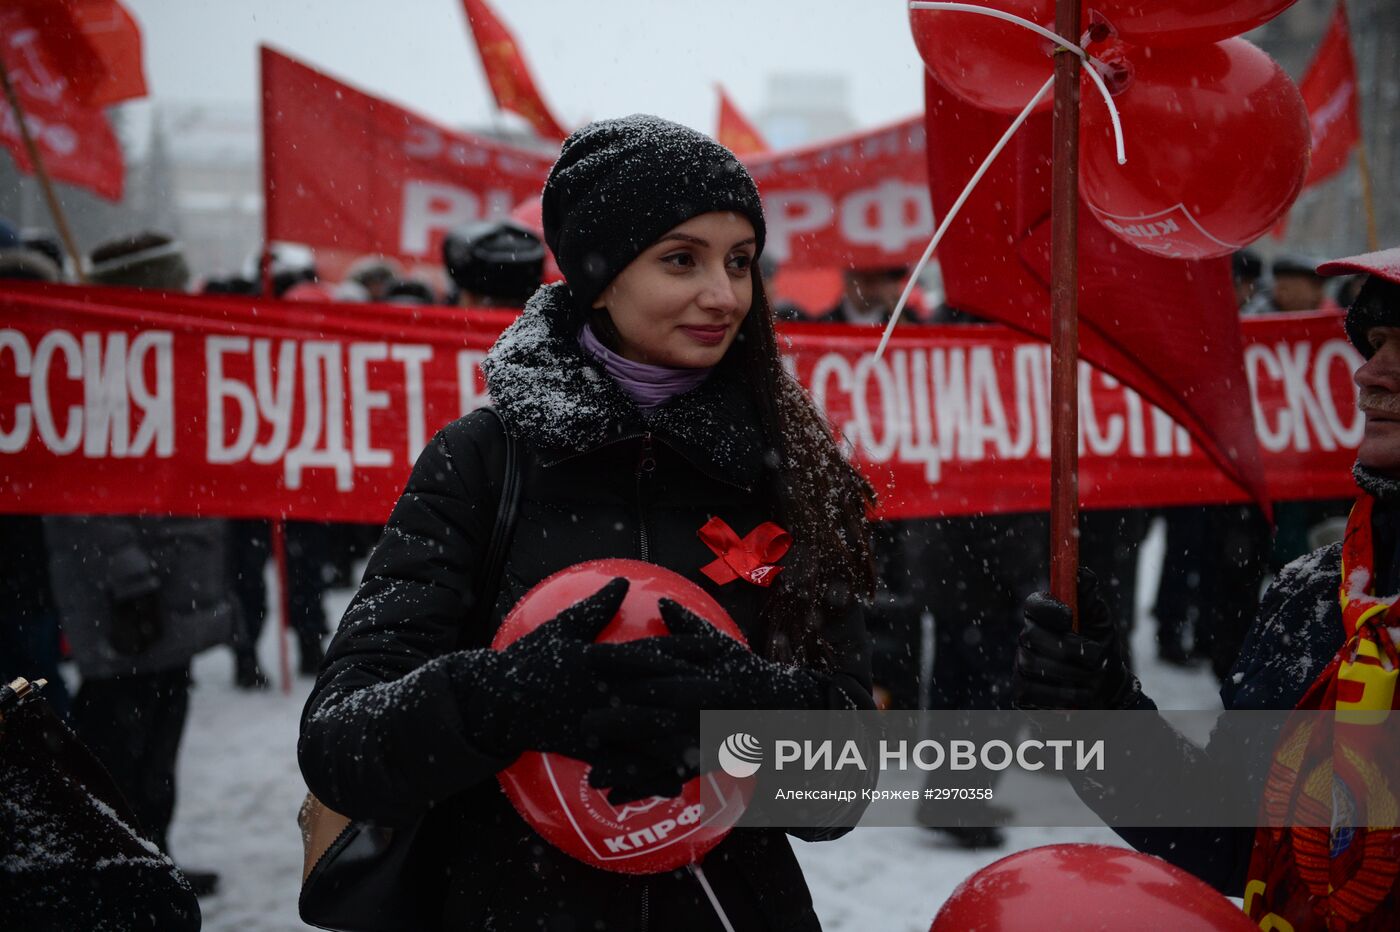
[930,844,1258,931]
[1079,38,1309,260]
[1093,1,1297,47]
[910,1,1057,115]
[494,559,754,874]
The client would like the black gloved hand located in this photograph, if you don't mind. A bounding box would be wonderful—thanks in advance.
[581,599,827,803]
[1013,569,1141,710]
[466,577,629,762]
[594,598,827,712]
[108,589,164,656]
[582,705,698,804]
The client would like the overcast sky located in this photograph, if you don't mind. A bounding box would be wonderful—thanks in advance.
[122,0,927,137]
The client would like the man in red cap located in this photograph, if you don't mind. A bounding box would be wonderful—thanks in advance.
[1013,246,1400,930]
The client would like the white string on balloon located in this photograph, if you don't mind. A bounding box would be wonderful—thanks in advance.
[907,0,1127,164]
[874,2,1129,362]
[873,75,1051,362]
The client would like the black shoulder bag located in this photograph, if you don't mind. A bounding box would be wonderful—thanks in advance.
[298,409,523,932]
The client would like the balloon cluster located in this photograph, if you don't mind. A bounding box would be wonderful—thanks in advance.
[910,1,1309,259]
[494,559,755,875]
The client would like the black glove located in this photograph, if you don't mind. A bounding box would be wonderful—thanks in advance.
[595,598,827,712]
[581,599,827,802]
[108,589,164,656]
[581,705,699,803]
[1013,569,1141,710]
[466,577,629,762]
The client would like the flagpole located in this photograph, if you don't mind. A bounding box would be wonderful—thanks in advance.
[258,47,293,694]
[1049,0,1082,622]
[0,57,87,282]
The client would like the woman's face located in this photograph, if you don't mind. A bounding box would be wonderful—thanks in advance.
[592,211,757,368]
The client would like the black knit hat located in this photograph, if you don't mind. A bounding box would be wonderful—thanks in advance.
[443,218,544,303]
[541,114,766,313]
[89,231,189,290]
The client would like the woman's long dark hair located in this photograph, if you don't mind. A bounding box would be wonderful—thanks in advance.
[734,273,877,666]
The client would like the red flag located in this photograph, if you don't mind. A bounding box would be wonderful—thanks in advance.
[0,4,126,200]
[459,0,568,142]
[66,0,148,107]
[1299,0,1361,188]
[716,85,768,156]
[260,47,552,280]
[8,0,146,108]
[923,75,1268,510]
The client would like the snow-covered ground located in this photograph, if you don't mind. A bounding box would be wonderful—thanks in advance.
[169,520,1225,930]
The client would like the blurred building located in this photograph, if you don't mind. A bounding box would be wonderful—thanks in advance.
[755,73,857,149]
[156,102,261,279]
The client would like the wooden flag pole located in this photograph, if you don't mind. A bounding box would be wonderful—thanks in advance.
[0,57,87,282]
[1049,0,1083,622]
[258,55,292,694]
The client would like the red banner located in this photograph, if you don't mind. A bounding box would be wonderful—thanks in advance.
[746,116,930,270]
[0,283,1361,522]
[0,4,127,201]
[260,46,555,283]
[261,48,935,280]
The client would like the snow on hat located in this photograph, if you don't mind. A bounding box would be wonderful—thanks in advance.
[1319,246,1400,358]
[541,114,766,314]
[89,231,189,290]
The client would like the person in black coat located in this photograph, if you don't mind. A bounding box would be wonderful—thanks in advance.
[1012,250,1400,929]
[299,115,877,931]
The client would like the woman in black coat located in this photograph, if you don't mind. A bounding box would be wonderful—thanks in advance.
[299,114,877,931]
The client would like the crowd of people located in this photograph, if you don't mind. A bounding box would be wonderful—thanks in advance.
[0,111,1386,928]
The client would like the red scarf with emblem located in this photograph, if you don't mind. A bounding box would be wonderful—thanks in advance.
[1245,495,1400,930]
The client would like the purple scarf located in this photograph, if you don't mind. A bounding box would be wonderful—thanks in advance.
[578,323,712,411]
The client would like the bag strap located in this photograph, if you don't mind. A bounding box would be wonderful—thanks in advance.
[470,407,522,635]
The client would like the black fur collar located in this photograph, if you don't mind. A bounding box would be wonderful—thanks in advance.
[1355,461,1400,503]
[482,282,765,490]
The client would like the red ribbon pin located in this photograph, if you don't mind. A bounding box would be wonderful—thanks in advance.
[697,517,791,588]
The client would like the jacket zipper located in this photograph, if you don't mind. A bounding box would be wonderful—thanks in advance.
[636,432,656,561]
[640,880,650,930]
[544,431,751,494]
[546,432,644,468]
